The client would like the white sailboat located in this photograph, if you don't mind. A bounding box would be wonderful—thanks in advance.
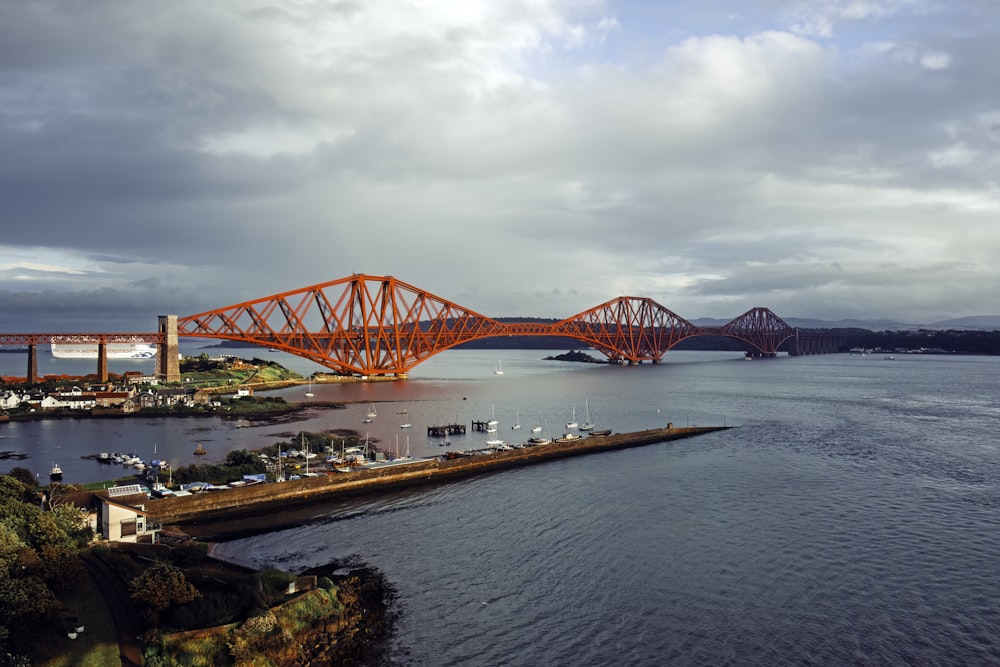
[487,404,499,427]
[367,403,377,418]
[531,415,542,434]
[512,408,521,430]
[580,398,595,431]
[494,360,504,375]
[566,406,578,430]
[304,377,314,398]
[528,419,552,445]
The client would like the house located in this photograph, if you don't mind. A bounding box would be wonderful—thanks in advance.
[95,485,160,543]
[48,390,98,411]
[135,390,157,409]
[93,391,132,408]
[155,387,209,407]
[0,390,25,410]
[121,371,144,385]
[155,388,194,407]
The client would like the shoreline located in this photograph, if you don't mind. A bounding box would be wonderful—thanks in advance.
[149,425,731,540]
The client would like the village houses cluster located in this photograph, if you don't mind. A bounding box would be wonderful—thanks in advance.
[0,371,215,413]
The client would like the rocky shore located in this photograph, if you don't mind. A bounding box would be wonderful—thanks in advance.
[295,561,398,666]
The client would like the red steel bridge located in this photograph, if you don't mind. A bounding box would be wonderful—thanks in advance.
[1,274,803,382]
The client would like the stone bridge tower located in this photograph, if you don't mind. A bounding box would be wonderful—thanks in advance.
[157,315,181,382]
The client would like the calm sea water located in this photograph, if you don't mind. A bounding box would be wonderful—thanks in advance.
[206,349,996,666]
[3,348,999,665]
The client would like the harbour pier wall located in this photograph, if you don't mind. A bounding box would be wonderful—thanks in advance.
[146,426,731,527]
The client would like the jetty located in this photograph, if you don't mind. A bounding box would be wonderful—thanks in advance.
[144,425,731,533]
[427,423,466,437]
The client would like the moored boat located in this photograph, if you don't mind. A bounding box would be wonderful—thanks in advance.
[579,398,595,431]
[49,463,63,480]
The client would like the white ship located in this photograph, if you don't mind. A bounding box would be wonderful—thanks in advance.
[50,341,157,360]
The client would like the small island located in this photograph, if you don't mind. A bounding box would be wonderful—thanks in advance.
[544,349,606,363]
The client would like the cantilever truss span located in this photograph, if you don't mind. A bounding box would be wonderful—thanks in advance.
[177,274,797,376]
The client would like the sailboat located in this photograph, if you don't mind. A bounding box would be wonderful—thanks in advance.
[528,420,552,445]
[566,406,578,430]
[494,360,504,375]
[304,377,314,398]
[580,398,595,431]
[302,434,312,475]
[512,408,521,430]
[362,402,376,423]
[487,404,499,427]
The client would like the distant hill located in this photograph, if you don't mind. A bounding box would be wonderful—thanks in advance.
[929,316,1000,331]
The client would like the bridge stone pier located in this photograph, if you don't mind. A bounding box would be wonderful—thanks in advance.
[157,315,181,383]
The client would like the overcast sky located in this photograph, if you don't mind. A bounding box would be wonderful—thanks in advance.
[1,0,998,332]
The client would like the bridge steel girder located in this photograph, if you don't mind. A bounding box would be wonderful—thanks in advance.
[172,275,799,376]
[552,297,700,363]
[176,274,506,376]
[700,307,797,356]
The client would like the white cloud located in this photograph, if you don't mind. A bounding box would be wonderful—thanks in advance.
[919,51,951,70]
[0,0,999,331]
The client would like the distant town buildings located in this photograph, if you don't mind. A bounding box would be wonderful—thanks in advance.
[0,382,213,413]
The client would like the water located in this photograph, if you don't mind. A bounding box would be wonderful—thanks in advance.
[4,348,1000,664]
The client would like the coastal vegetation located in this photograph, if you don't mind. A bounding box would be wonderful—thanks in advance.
[0,466,396,666]
[0,471,98,665]
[176,354,303,391]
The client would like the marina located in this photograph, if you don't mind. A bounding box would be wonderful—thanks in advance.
[144,424,729,528]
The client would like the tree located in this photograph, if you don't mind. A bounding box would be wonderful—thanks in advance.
[130,562,201,612]
[5,468,37,489]
[225,449,257,467]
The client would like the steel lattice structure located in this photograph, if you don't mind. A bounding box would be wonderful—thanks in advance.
[553,297,701,363]
[176,274,797,376]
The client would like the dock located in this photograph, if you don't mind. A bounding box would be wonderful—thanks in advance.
[427,423,466,437]
[144,425,733,535]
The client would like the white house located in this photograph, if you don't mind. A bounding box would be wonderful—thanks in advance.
[96,486,160,543]
[0,390,25,409]
[48,391,98,410]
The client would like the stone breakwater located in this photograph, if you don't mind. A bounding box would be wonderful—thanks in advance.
[148,425,731,527]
